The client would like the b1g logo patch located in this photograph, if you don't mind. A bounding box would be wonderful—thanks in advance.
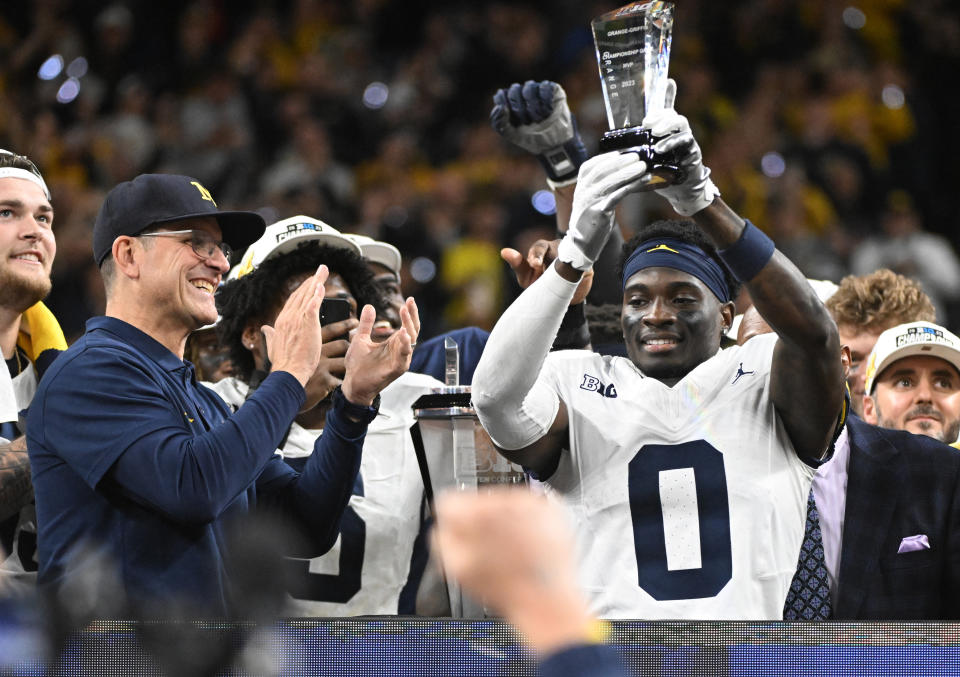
[580,374,618,398]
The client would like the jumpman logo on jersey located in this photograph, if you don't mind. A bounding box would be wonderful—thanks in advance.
[731,362,755,384]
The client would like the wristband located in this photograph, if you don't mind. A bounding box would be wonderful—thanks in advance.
[717,220,775,283]
[545,175,578,191]
[537,134,588,182]
[331,385,380,423]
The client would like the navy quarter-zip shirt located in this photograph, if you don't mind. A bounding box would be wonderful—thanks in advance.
[27,316,366,615]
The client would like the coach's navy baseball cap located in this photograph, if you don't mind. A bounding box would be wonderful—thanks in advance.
[93,174,265,266]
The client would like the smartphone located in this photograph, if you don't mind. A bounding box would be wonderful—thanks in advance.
[320,298,352,341]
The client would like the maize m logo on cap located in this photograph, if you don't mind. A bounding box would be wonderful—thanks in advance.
[895,325,948,347]
[190,181,216,205]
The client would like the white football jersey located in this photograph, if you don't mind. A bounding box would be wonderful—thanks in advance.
[209,370,439,615]
[537,334,811,619]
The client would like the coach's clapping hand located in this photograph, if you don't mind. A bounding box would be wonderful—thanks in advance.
[341,298,420,406]
[299,316,360,412]
[261,264,328,388]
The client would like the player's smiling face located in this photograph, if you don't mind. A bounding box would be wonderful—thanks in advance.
[621,267,732,387]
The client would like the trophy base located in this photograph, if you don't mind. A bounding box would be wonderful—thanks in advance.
[598,127,686,187]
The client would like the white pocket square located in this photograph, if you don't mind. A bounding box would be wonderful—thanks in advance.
[897,534,930,553]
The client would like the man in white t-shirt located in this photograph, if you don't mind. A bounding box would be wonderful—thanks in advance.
[472,81,844,619]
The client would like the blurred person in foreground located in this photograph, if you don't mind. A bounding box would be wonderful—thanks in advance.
[214,216,434,615]
[434,489,627,677]
[26,175,415,616]
[473,79,844,618]
[0,150,67,596]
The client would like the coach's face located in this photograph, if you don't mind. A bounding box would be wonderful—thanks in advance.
[622,267,732,387]
[0,177,55,313]
[863,355,960,443]
[141,217,227,330]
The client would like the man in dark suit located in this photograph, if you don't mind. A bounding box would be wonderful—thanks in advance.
[828,320,960,619]
[738,305,960,619]
[834,414,960,619]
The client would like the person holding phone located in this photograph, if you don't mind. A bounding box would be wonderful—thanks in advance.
[320,297,353,343]
[212,215,441,616]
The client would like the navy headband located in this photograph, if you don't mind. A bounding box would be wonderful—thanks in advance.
[621,238,731,303]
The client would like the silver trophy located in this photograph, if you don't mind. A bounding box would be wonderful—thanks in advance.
[409,338,526,617]
[592,1,684,185]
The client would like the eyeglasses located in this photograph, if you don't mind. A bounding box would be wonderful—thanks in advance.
[139,229,232,261]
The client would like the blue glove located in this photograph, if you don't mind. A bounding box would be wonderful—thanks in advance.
[490,80,588,183]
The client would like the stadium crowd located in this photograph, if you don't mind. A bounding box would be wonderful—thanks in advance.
[1,1,959,340]
[2,0,960,673]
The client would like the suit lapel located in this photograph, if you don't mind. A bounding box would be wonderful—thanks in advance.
[836,417,900,617]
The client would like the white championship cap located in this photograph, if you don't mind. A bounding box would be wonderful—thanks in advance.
[228,215,362,280]
[864,320,960,394]
[343,233,402,276]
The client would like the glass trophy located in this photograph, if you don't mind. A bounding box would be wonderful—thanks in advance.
[592,1,684,185]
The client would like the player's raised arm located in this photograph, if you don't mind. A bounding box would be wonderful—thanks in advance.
[472,152,652,476]
[490,80,625,306]
[644,80,843,462]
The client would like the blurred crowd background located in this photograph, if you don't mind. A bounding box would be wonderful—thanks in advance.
[2,0,959,341]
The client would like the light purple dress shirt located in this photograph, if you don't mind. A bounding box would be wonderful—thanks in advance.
[811,424,850,606]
